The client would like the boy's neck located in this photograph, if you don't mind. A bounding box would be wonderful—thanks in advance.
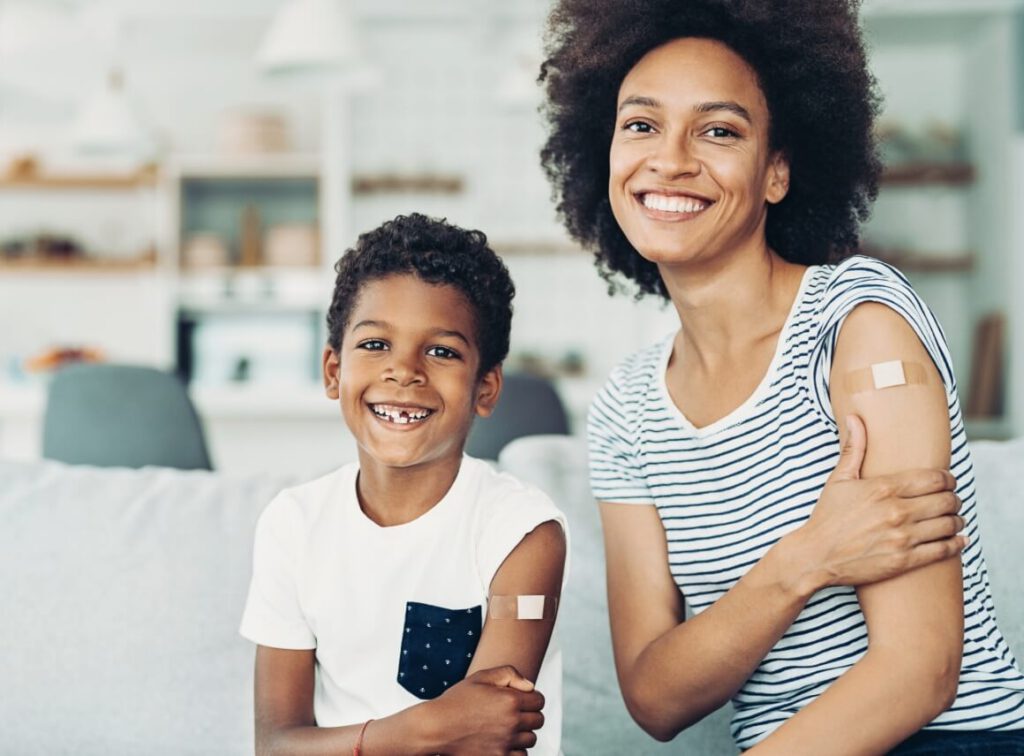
[355,452,464,527]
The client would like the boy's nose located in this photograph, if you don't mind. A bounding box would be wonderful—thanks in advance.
[383,354,425,385]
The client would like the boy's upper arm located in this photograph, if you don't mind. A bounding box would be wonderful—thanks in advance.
[254,645,317,741]
[467,519,566,683]
[829,302,963,655]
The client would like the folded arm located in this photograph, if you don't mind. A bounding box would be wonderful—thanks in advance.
[748,302,964,755]
[254,520,565,756]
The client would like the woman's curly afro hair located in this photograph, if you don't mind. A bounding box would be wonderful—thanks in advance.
[326,213,515,377]
[540,0,882,299]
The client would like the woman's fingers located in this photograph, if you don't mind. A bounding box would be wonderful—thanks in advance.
[899,490,962,523]
[885,468,957,498]
[910,513,966,546]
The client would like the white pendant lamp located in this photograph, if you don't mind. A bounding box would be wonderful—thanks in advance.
[70,69,154,158]
[257,0,361,76]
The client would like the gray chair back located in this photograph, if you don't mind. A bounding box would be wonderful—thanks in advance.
[466,372,570,460]
[42,364,213,470]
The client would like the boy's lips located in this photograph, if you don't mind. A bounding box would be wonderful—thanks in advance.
[367,402,436,426]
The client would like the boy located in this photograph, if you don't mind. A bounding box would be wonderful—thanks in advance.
[240,213,567,755]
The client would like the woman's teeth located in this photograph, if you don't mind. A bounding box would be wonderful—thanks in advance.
[642,193,709,213]
[371,404,432,424]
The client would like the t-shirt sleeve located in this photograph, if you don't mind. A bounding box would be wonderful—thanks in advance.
[587,365,655,505]
[808,255,959,428]
[239,492,316,650]
[475,486,569,591]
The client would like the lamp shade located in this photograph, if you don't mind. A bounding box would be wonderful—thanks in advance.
[70,71,154,158]
[257,0,361,76]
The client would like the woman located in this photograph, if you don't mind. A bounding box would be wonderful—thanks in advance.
[540,0,1024,753]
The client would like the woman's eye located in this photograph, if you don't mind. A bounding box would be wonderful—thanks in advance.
[427,346,460,360]
[623,120,654,134]
[357,339,388,351]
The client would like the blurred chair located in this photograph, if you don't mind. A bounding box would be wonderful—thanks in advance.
[42,364,213,470]
[466,372,570,460]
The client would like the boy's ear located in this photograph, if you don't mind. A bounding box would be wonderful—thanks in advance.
[323,347,341,399]
[474,364,503,418]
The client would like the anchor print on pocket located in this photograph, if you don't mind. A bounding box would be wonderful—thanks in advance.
[397,601,482,700]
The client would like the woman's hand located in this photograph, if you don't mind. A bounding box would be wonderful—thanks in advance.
[785,414,964,598]
[421,665,545,755]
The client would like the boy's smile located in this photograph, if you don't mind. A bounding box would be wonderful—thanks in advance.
[323,274,501,475]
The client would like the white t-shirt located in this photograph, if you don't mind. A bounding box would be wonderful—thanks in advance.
[240,455,567,756]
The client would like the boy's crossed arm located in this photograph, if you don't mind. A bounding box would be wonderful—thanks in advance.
[254,519,566,756]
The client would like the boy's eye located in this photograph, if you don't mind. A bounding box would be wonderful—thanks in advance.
[704,125,739,139]
[357,339,388,351]
[427,345,461,360]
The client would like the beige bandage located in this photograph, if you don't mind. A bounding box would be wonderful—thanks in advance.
[487,595,559,620]
[844,360,928,394]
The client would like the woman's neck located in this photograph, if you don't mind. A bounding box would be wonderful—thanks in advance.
[355,452,463,527]
[659,242,807,370]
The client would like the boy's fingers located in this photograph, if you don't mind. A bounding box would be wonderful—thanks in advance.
[517,690,545,712]
[473,665,533,691]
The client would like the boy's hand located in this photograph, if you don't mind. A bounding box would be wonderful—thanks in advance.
[424,665,545,755]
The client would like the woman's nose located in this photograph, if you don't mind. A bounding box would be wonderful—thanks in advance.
[647,133,701,178]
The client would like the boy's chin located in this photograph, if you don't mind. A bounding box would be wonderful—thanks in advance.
[358,442,461,472]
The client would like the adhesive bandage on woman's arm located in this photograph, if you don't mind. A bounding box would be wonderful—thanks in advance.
[487,595,559,620]
[844,360,929,394]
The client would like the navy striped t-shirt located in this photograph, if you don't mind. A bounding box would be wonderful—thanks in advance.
[587,256,1024,748]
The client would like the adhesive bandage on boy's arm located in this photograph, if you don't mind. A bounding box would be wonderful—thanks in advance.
[487,595,559,620]
[843,360,929,394]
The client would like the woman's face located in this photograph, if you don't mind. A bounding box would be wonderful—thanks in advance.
[609,37,789,269]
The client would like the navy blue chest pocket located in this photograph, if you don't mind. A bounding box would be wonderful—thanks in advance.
[398,601,482,700]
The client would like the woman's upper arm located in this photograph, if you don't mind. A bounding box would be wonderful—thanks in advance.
[467,519,567,682]
[254,645,317,743]
[829,302,963,664]
[599,501,686,683]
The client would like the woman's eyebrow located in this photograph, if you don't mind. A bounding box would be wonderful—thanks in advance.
[617,95,660,113]
[695,100,752,124]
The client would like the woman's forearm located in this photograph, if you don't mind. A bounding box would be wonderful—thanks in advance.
[621,531,819,740]
[747,645,959,755]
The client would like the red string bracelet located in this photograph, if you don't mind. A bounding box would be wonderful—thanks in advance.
[354,718,374,756]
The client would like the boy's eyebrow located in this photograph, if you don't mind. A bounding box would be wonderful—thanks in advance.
[352,320,471,346]
[352,319,390,331]
[429,329,471,346]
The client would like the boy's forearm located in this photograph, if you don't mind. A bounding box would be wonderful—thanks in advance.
[258,702,436,756]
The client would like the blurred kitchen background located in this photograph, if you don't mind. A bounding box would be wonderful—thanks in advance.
[0,0,1022,477]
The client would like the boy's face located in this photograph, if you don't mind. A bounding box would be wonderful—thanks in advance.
[322,273,501,472]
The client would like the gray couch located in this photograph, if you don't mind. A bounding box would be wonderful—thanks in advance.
[2,437,1021,755]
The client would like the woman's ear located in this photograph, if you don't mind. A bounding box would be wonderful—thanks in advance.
[766,151,791,205]
[323,347,341,399]
[474,364,504,418]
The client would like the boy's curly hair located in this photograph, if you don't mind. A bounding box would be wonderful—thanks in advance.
[540,0,882,299]
[326,213,515,377]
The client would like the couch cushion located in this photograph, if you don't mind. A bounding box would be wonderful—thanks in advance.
[0,459,293,755]
[969,438,1024,664]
